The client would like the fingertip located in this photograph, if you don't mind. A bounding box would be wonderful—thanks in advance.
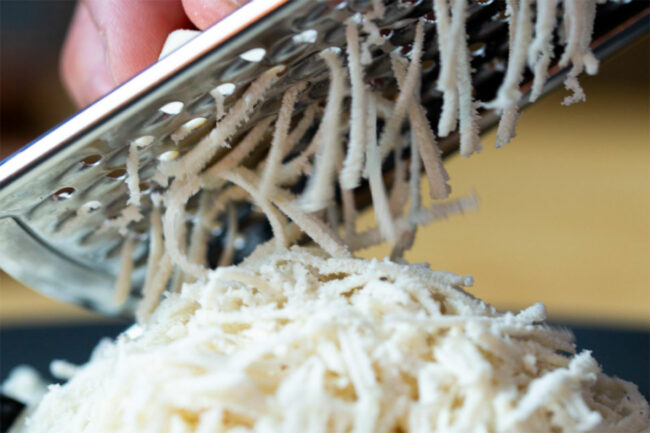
[182,0,248,30]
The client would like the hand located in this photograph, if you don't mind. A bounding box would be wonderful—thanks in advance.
[61,0,247,108]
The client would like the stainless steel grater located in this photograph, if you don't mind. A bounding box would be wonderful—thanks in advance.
[0,0,647,317]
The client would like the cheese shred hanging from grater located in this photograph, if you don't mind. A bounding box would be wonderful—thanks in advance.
[98,0,605,321]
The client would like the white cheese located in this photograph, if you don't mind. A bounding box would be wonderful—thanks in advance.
[13,248,650,433]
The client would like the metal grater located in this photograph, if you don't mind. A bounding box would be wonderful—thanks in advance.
[0,0,647,317]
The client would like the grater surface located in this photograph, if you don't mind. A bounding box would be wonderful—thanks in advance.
[0,0,647,316]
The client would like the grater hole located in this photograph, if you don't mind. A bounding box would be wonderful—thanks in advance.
[170,117,208,143]
[400,43,413,57]
[491,9,509,22]
[158,150,180,162]
[274,64,289,77]
[239,48,266,63]
[80,200,102,213]
[210,222,223,237]
[292,29,318,44]
[380,29,394,40]
[146,101,184,127]
[107,168,127,180]
[233,234,246,250]
[160,101,184,114]
[215,82,236,96]
[469,42,487,57]
[421,59,435,72]
[53,187,75,200]
[138,182,153,194]
[423,11,436,23]
[132,135,155,148]
[81,154,103,167]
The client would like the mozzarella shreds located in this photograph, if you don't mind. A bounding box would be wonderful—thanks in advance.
[433,0,459,137]
[112,236,135,308]
[185,192,212,281]
[217,204,238,268]
[13,248,649,433]
[218,168,289,251]
[377,20,425,160]
[11,4,641,432]
[300,48,346,212]
[559,0,600,106]
[164,65,284,179]
[106,0,604,314]
[125,141,142,208]
[528,0,559,102]
[365,95,396,243]
[259,82,305,198]
[340,19,367,190]
[109,0,604,266]
[392,56,450,200]
[489,0,533,148]
[138,206,165,322]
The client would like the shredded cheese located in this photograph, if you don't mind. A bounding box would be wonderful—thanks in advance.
[13,248,649,433]
[340,19,367,190]
[11,3,646,432]
[433,0,458,137]
[259,82,305,198]
[300,48,346,212]
[100,0,609,317]
[113,236,135,308]
[528,0,559,102]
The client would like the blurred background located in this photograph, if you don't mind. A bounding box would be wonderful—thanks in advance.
[0,1,648,399]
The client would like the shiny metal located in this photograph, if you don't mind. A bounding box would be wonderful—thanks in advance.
[0,0,647,316]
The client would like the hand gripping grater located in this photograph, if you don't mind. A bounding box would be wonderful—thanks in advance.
[0,0,647,317]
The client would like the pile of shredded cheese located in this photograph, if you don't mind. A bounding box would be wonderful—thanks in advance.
[9,247,650,433]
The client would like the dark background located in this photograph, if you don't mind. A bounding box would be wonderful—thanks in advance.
[1,0,76,159]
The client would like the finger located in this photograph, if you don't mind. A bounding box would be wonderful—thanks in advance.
[181,0,249,30]
[61,0,192,107]
[60,2,115,107]
[84,0,192,86]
